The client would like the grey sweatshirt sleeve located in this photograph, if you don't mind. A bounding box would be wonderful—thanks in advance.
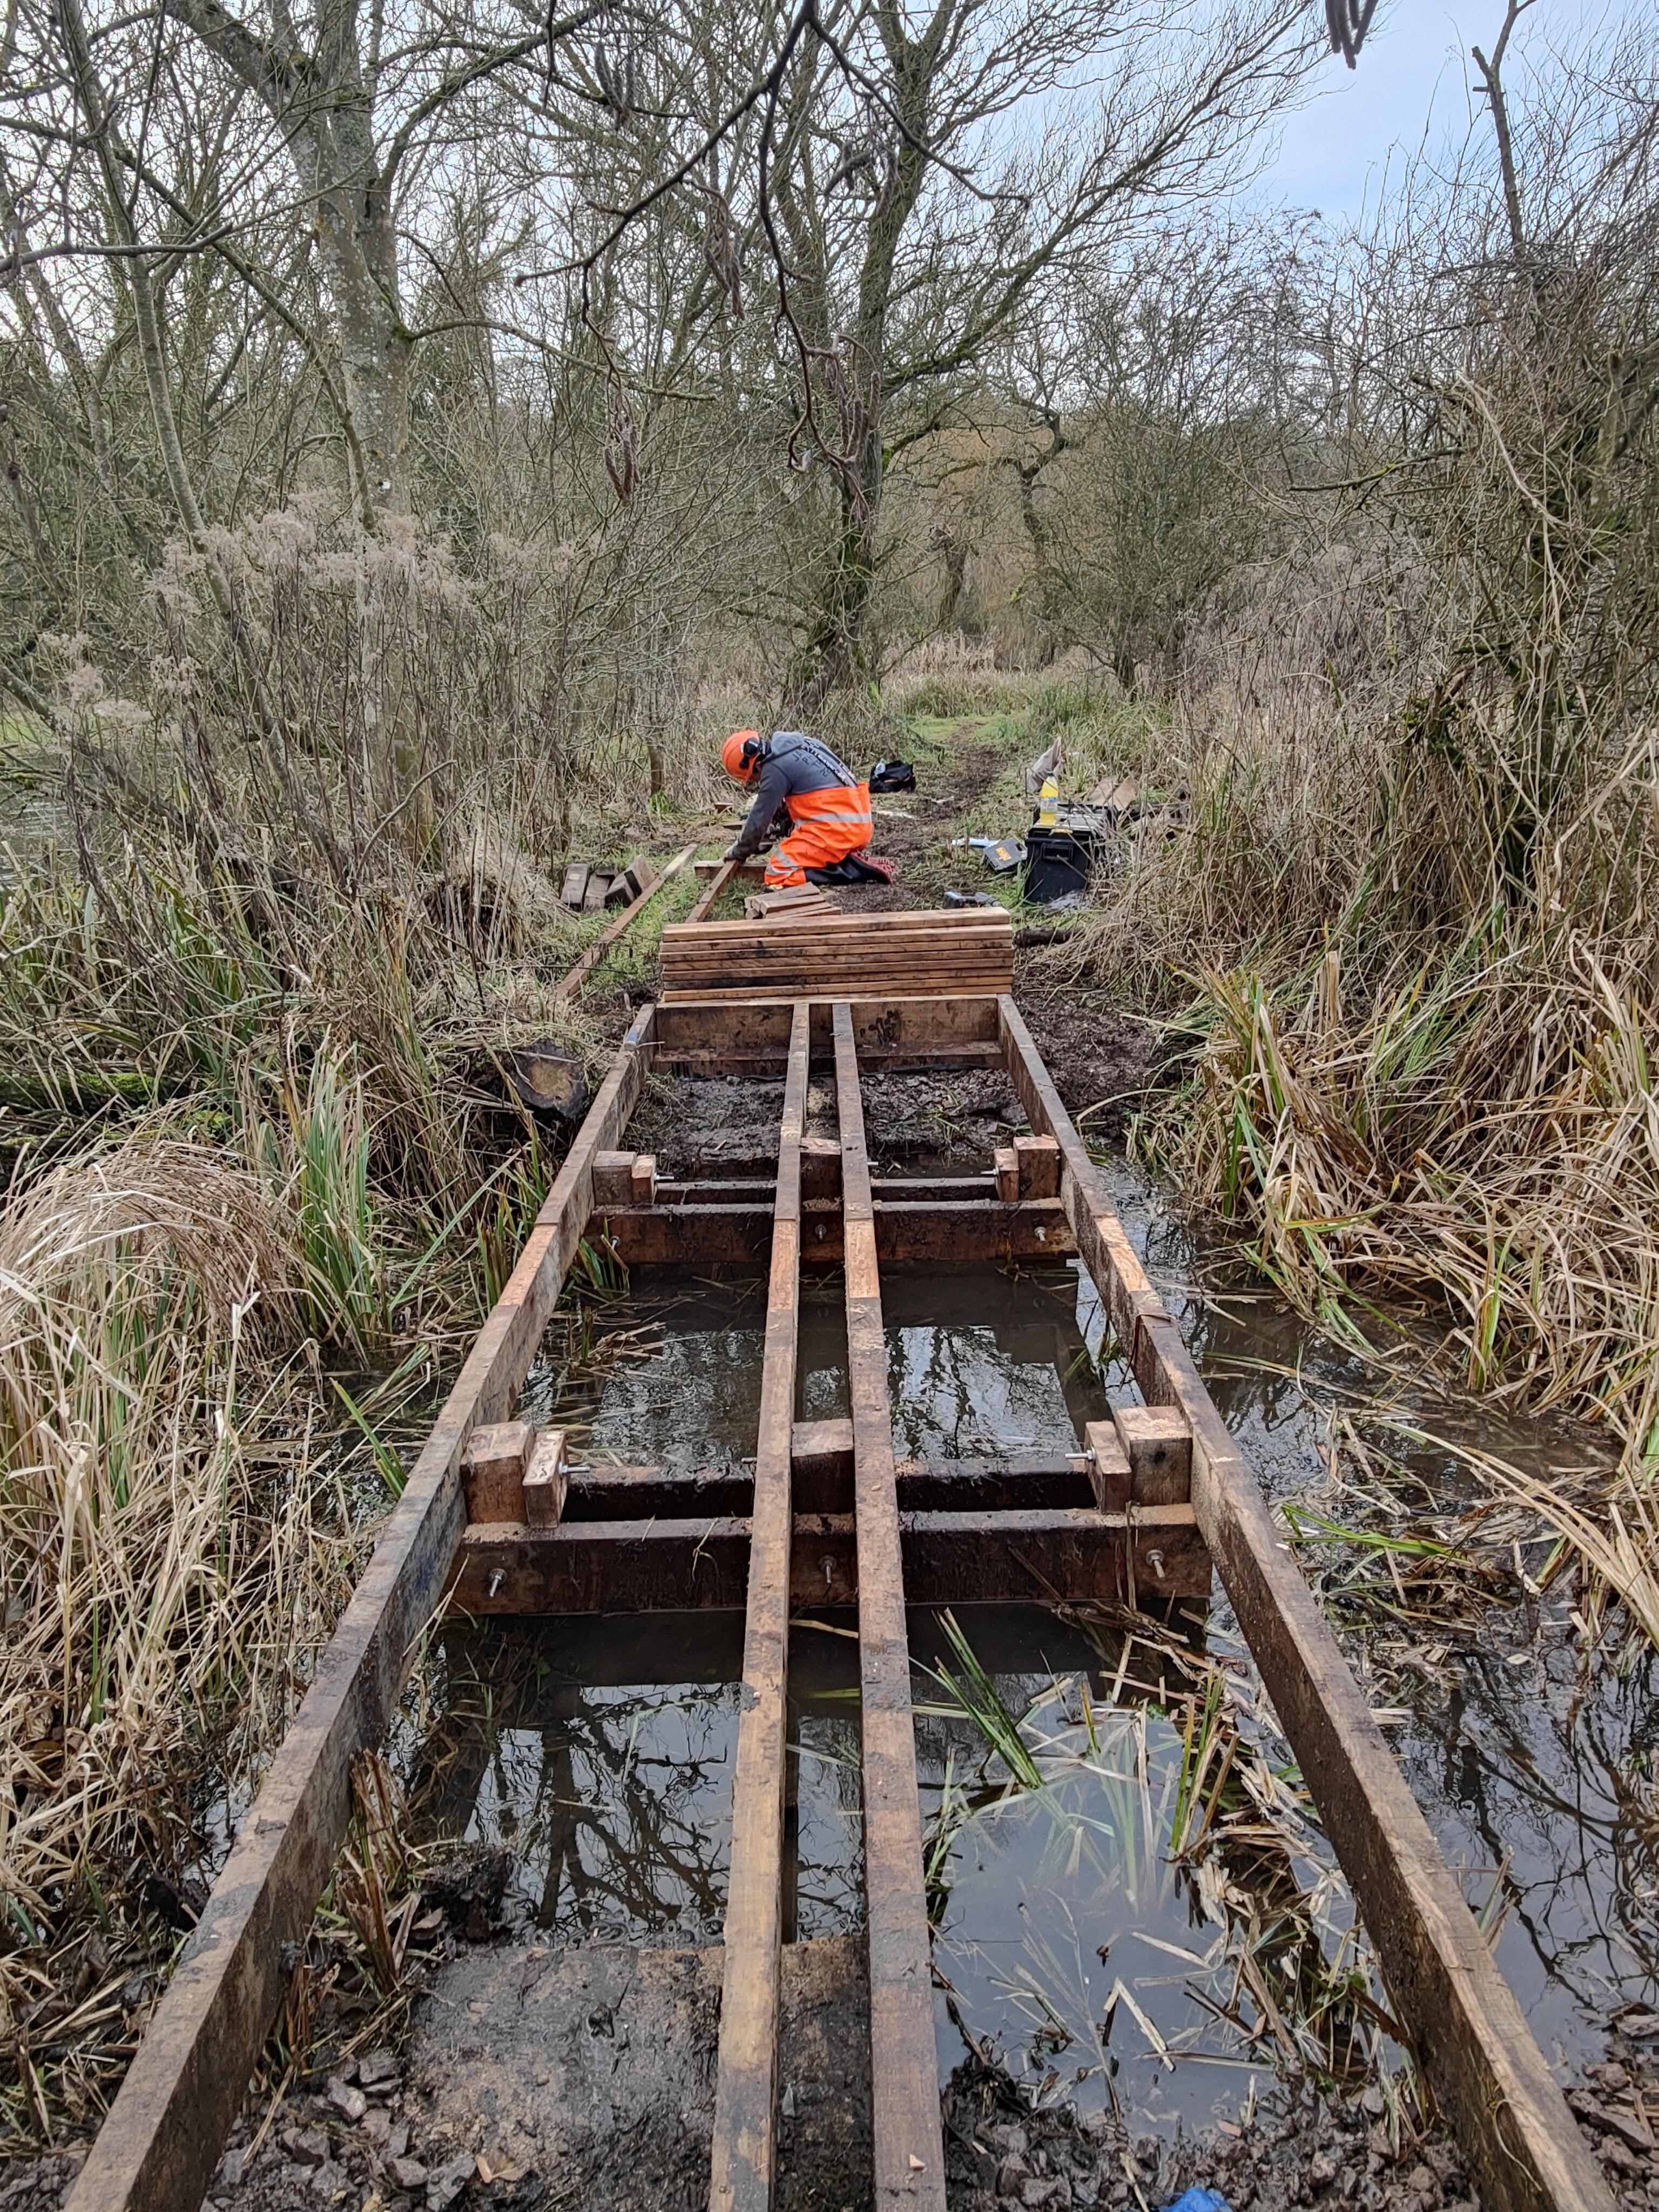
[731,754,790,856]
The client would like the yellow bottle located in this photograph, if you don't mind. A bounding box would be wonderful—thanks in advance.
[1037,775,1060,828]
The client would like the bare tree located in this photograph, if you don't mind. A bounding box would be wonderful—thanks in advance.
[521,0,1323,705]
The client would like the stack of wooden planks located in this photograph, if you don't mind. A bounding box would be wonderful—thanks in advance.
[742,884,840,921]
[659,905,1014,1002]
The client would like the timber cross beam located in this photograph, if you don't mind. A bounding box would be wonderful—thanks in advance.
[66,989,1614,2212]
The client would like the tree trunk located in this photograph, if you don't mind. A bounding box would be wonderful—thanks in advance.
[287,106,411,510]
[161,0,412,514]
[783,7,937,706]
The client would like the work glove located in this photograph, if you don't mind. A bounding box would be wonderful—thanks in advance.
[722,840,746,861]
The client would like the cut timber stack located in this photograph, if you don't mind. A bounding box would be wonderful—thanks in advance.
[659,906,1013,1002]
[743,886,840,921]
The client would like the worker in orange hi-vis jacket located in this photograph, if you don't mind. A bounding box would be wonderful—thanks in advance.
[720,729,886,888]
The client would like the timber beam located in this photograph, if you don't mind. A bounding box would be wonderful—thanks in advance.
[994,995,1614,2212]
[710,1002,810,2209]
[651,993,1002,1076]
[553,1452,1102,1521]
[591,1192,1073,1267]
[448,1502,1208,1615]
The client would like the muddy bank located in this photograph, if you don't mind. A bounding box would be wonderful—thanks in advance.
[181,1928,1487,2212]
[6,1954,1656,2210]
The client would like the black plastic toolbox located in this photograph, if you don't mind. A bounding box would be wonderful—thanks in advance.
[1023,825,1108,902]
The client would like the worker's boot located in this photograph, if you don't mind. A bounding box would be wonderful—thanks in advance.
[806,854,894,886]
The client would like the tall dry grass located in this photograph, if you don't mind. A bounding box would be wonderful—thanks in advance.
[0,490,738,2135]
[0,1132,376,2134]
[1063,619,1659,1471]
[1044,41,1659,1499]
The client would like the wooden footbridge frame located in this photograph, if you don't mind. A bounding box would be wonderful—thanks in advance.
[67,991,1613,2212]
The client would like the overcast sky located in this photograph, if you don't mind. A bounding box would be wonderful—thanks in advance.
[1252,0,1634,223]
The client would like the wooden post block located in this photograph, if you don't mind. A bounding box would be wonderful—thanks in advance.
[1082,1419,1132,1511]
[603,873,635,909]
[522,1430,569,1529]
[1113,1405,1192,1505]
[462,1419,535,1523]
[621,854,656,899]
[994,1145,1019,1202]
[1014,1135,1061,1199]
[559,862,590,909]
[591,1150,637,1209]
[630,1154,657,1208]
[801,1137,842,1202]
[792,1417,855,1498]
[582,872,611,913]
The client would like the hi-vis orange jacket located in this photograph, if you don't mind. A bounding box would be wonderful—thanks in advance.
[730,731,873,887]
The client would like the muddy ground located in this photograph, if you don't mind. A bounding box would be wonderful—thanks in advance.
[9,2015,1655,2212]
[31,1927,1654,2212]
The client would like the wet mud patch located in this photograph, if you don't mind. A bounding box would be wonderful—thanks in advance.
[397,1933,869,2211]
[169,1947,1479,2212]
[626,1074,787,1176]
[1016,983,1161,1139]
[861,1067,1015,1164]
[622,1064,1017,1180]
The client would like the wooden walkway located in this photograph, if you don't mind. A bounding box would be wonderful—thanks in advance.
[66,987,1614,2212]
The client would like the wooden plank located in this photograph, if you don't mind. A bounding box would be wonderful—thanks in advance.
[551,845,692,1003]
[660,981,1013,1010]
[601,1195,1074,1269]
[694,855,767,879]
[447,1502,1205,1613]
[832,1002,946,2212]
[1113,1405,1191,1505]
[65,1009,660,2212]
[660,936,1011,964]
[650,996,1001,1056]
[994,996,1613,2212]
[902,1503,1209,1604]
[659,951,1014,975]
[460,1420,533,1521]
[556,1453,1098,1522]
[1082,1419,1131,1512]
[653,1041,1005,1075]
[685,855,740,924]
[662,909,1011,940]
[711,1003,811,2212]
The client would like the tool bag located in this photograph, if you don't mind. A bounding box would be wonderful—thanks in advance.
[869,759,917,792]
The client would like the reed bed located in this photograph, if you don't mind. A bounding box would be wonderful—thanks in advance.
[1054,679,1659,1481]
[0,1132,377,2137]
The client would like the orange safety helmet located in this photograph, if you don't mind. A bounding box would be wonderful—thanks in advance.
[723,729,761,781]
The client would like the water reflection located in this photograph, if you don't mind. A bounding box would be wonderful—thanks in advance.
[1089,1152,1659,2062]
[409,1179,1658,2123]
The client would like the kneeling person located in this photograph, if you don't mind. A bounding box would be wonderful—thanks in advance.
[721,729,874,888]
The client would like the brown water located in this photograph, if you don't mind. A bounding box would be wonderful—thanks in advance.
[398,1159,1659,2131]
